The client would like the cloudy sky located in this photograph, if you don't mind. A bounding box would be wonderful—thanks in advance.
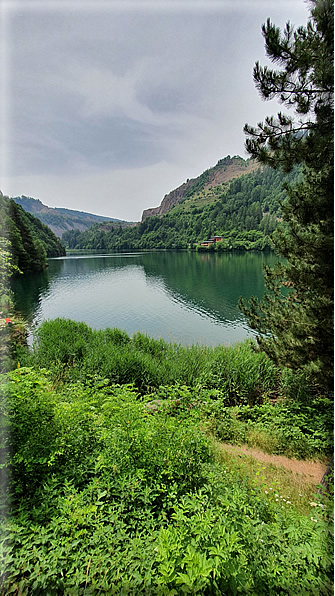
[2,0,310,222]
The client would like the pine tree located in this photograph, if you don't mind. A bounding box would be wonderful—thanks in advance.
[240,0,334,390]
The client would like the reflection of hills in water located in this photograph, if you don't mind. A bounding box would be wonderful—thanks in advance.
[47,253,144,277]
[11,251,280,333]
[11,269,51,324]
[140,251,278,325]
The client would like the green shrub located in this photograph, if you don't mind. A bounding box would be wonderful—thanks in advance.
[31,318,93,370]
[199,342,279,404]
[202,397,333,459]
[28,320,283,401]
[0,366,333,594]
[155,484,333,595]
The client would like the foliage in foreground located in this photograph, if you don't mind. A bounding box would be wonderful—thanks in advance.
[0,367,333,594]
[14,319,333,461]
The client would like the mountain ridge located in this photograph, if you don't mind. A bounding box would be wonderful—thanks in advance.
[11,195,132,238]
[62,156,300,252]
[141,156,260,221]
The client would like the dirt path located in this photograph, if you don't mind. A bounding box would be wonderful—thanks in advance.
[218,443,328,485]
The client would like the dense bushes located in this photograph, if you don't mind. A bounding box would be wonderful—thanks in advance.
[0,366,333,594]
[1,319,332,593]
[203,397,333,459]
[14,318,333,461]
[17,318,280,398]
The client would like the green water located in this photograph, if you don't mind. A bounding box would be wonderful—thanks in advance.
[12,250,279,346]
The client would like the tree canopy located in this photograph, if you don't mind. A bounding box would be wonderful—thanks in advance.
[241,0,334,390]
[0,194,66,275]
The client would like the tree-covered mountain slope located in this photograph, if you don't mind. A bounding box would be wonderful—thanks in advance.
[141,155,260,221]
[62,158,301,252]
[0,192,66,274]
[12,195,132,238]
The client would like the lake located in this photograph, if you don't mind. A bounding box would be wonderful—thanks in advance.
[12,250,279,347]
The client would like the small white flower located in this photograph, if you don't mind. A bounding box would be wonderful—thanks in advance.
[286,501,291,504]
[310,502,318,507]
[264,490,268,494]
[269,487,273,490]
[275,494,279,497]
[275,498,279,502]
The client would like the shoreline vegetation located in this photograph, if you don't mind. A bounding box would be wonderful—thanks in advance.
[62,160,300,254]
[0,318,333,594]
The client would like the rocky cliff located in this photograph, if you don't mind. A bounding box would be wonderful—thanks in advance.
[141,156,260,222]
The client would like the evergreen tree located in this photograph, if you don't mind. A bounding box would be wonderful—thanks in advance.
[240,0,334,389]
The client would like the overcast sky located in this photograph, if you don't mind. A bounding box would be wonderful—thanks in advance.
[1,0,310,221]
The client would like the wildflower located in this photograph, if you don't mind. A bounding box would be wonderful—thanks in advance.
[264,490,268,494]
[275,498,279,502]
[286,501,291,504]
[310,502,318,507]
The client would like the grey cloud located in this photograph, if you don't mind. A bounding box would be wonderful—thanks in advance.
[4,1,310,219]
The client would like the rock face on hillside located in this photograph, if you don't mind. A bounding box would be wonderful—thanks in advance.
[142,179,196,220]
[141,156,260,222]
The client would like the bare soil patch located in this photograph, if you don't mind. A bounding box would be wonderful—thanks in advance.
[218,442,328,485]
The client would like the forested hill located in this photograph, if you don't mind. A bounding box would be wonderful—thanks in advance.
[141,155,260,220]
[0,192,66,274]
[62,158,301,252]
[12,195,131,238]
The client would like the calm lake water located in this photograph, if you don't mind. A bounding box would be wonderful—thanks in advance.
[12,251,279,347]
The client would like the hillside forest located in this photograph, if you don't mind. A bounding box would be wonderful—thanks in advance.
[0,193,65,274]
[62,160,301,252]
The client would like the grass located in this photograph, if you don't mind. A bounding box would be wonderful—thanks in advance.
[202,395,333,460]
[18,318,280,399]
[212,440,329,516]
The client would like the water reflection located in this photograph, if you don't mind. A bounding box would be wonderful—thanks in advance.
[11,251,279,346]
